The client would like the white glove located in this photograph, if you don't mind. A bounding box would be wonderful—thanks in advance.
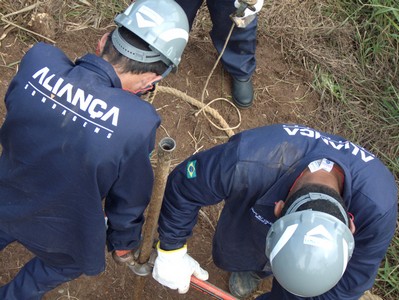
[234,0,264,17]
[152,244,209,294]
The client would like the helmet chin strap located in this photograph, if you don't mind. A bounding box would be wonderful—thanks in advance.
[160,65,173,79]
[127,84,156,97]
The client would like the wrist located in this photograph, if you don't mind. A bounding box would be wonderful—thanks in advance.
[159,240,186,251]
[157,241,187,258]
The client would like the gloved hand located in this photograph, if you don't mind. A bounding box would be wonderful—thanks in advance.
[234,0,264,17]
[152,243,209,294]
[112,249,136,266]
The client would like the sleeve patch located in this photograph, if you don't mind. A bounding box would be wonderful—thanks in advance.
[186,160,197,179]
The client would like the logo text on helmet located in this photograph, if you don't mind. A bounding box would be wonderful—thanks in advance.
[159,29,189,43]
[136,6,164,28]
[270,224,298,264]
[303,224,333,248]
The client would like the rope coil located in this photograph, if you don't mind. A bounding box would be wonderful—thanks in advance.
[151,23,241,138]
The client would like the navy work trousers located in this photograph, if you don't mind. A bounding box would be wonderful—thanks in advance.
[175,0,258,79]
[0,229,82,300]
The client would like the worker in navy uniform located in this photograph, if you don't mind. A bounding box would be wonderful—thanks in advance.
[152,124,397,299]
[0,0,189,298]
[175,0,264,108]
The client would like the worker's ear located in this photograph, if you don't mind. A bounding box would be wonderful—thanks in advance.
[123,73,163,95]
[145,74,163,88]
[96,32,110,56]
[349,218,356,234]
[274,200,285,218]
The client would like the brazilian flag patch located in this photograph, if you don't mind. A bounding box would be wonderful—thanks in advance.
[186,160,197,179]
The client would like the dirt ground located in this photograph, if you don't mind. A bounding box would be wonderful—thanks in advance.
[0,5,324,300]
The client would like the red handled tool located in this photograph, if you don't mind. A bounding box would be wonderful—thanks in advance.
[190,276,239,300]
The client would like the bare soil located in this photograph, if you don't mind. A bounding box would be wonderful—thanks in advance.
[0,7,321,300]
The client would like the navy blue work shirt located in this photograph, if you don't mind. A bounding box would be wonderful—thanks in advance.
[0,43,160,275]
[158,124,398,299]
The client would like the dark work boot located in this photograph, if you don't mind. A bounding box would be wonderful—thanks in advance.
[231,77,254,109]
[229,271,262,299]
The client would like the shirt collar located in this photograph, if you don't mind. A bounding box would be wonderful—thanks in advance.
[75,54,122,88]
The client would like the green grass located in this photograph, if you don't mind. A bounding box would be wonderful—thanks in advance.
[312,2,399,298]
[375,235,399,298]
[339,1,399,72]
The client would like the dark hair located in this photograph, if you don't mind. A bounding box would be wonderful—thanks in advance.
[101,27,169,75]
[282,184,349,226]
